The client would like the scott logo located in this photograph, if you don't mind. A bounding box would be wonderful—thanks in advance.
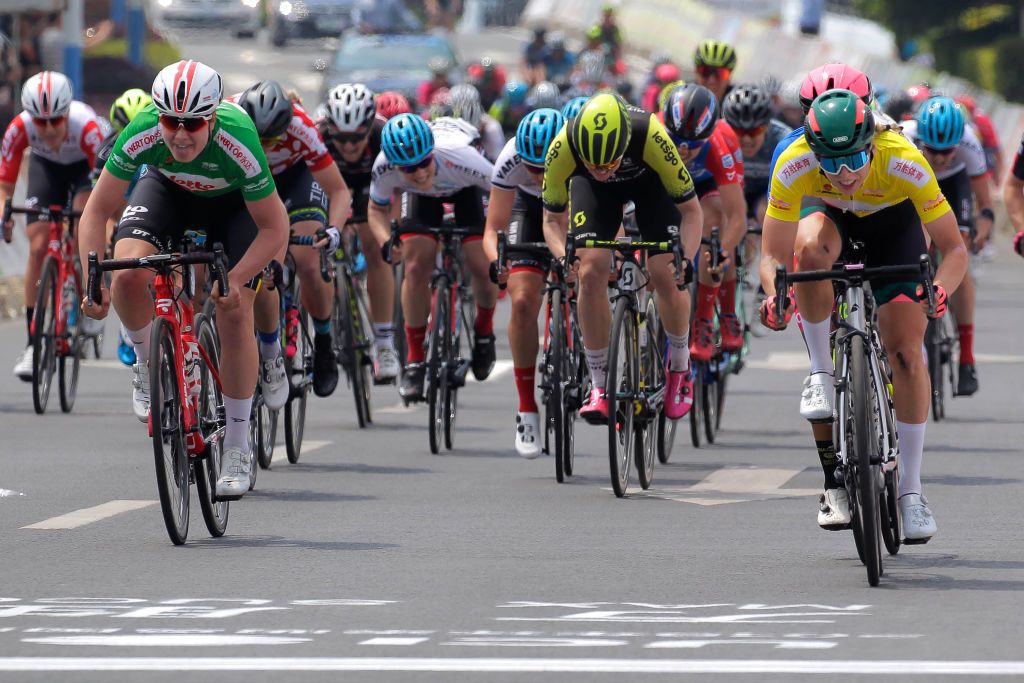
[593,113,608,131]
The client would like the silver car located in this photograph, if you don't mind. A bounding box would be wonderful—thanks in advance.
[267,0,355,46]
[150,0,260,37]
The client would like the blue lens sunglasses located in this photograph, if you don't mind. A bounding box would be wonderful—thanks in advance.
[816,147,871,175]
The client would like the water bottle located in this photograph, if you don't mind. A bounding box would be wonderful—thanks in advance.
[184,340,202,399]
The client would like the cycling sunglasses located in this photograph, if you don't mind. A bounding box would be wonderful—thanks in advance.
[523,162,545,175]
[331,129,370,144]
[158,114,212,133]
[734,125,768,138]
[398,155,434,173]
[32,115,66,128]
[696,65,731,81]
[816,147,871,175]
[669,133,706,150]
[582,157,623,173]
[923,144,957,158]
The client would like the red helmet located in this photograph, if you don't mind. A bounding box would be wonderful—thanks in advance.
[954,93,977,114]
[799,62,871,114]
[375,91,412,121]
[906,84,931,103]
[654,62,680,84]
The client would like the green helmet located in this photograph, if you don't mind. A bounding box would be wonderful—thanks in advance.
[803,88,875,156]
[110,88,152,132]
[694,39,737,71]
[568,92,631,166]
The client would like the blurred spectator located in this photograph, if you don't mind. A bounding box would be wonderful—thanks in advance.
[542,32,575,88]
[353,0,421,33]
[521,26,547,86]
[38,13,63,72]
[418,56,453,109]
[641,62,679,113]
[467,56,507,110]
[17,14,41,76]
[585,5,622,62]
[425,0,463,31]
[799,0,823,37]
[0,30,20,126]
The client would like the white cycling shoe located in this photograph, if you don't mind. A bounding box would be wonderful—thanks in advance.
[131,361,150,422]
[216,446,252,498]
[82,316,105,337]
[374,346,401,383]
[260,354,289,411]
[800,372,835,422]
[900,493,937,543]
[515,411,541,459]
[13,346,33,381]
[817,488,851,530]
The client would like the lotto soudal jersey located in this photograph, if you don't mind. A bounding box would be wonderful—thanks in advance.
[899,119,987,181]
[0,100,103,183]
[105,102,275,201]
[491,137,541,198]
[368,131,493,204]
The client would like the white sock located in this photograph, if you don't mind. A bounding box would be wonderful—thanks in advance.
[584,346,608,390]
[373,323,395,351]
[897,420,926,497]
[125,321,153,366]
[223,395,252,452]
[802,316,833,375]
[665,331,690,371]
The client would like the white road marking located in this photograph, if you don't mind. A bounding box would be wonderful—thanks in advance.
[21,500,156,530]
[21,635,310,647]
[646,639,835,649]
[0,657,1022,673]
[359,637,429,646]
[974,352,1024,364]
[271,440,331,466]
[627,468,819,506]
[0,489,25,498]
[745,351,808,371]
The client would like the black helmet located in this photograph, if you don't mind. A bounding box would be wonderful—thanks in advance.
[723,84,773,129]
[238,80,292,140]
[663,83,719,142]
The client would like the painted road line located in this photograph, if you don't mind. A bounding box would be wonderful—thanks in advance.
[21,500,156,530]
[359,637,430,646]
[21,635,311,647]
[974,352,1024,364]
[0,657,1022,674]
[687,468,807,494]
[271,440,331,466]
[0,489,25,498]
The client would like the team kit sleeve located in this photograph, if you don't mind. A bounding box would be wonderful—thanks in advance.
[541,127,576,212]
[703,129,742,187]
[959,125,989,178]
[640,113,696,203]
[78,119,104,169]
[0,116,28,184]
[103,114,154,181]
[369,151,398,205]
[292,106,334,172]
[462,145,495,191]
[220,118,277,202]
[896,146,952,221]
[764,149,809,222]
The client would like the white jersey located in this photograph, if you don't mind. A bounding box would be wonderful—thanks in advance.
[479,114,505,162]
[491,138,541,198]
[900,119,987,181]
[0,100,103,183]
[369,134,493,203]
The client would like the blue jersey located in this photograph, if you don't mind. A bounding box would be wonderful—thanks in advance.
[767,126,805,197]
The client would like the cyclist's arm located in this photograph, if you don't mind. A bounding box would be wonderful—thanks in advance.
[483,184,515,263]
[542,207,569,259]
[1004,173,1024,232]
[924,208,968,296]
[718,181,748,252]
[540,127,576,260]
[78,169,130,267]
[311,162,352,229]
[969,172,994,248]
[675,195,704,260]
[237,193,289,285]
[758,213,798,297]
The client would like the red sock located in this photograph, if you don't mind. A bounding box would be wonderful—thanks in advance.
[514,366,538,412]
[405,324,427,363]
[475,304,495,337]
[717,278,737,316]
[957,324,974,364]
[696,282,719,320]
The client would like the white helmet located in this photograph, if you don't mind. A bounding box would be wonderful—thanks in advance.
[151,60,222,118]
[326,84,376,132]
[448,83,483,128]
[22,71,73,119]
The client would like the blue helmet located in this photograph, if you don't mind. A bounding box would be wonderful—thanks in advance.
[917,96,964,150]
[504,80,529,107]
[381,113,434,166]
[516,108,566,165]
[560,96,588,121]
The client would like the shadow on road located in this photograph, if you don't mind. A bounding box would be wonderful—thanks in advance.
[282,463,433,476]
[184,535,397,551]
[246,490,376,504]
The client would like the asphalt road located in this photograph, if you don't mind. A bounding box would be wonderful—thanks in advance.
[0,28,1023,682]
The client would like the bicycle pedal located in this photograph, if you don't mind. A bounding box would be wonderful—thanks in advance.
[450,360,471,388]
[213,493,245,503]
[902,536,931,545]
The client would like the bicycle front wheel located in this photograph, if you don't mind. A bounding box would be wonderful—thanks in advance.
[32,256,59,414]
[194,314,228,538]
[255,398,278,470]
[607,298,637,497]
[548,288,567,482]
[849,334,882,586]
[150,316,190,545]
[925,319,944,421]
[427,283,450,455]
[285,297,309,464]
[59,260,84,413]
[689,363,704,449]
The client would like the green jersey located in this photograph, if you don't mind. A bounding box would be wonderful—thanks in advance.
[105,101,275,201]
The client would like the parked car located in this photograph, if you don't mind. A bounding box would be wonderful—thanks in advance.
[319,33,458,105]
[149,0,260,38]
[267,0,356,46]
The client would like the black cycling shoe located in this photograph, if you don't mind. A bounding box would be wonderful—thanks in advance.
[399,362,426,402]
[313,333,339,397]
[957,362,978,396]
[471,334,496,381]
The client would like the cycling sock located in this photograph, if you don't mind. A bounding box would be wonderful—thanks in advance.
[258,328,281,359]
[475,304,495,337]
[717,277,737,316]
[584,346,608,390]
[816,439,839,489]
[665,331,690,372]
[373,322,395,351]
[25,307,33,344]
[223,395,253,452]
[696,282,718,320]
[802,316,833,375]
[896,420,926,497]
[312,317,331,336]
[405,324,427,364]
[957,324,974,364]
[126,321,153,365]
[514,366,538,413]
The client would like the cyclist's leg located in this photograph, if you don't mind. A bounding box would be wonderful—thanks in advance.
[690,180,724,361]
[453,187,499,380]
[397,193,443,398]
[939,170,978,395]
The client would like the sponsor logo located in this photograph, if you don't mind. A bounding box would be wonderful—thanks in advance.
[831,135,849,144]
[121,205,148,219]
[130,228,151,237]
[722,153,734,169]
[862,187,885,197]
[498,156,517,179]
[573,210,587,227]
[215,129,261,178]
[768,195,791,211]
[164,172,230,192]
[123,127,163,159]
[245,176,272,194]
[923,192,947,212]
[593,113,608,131]
[777,152,815,187]
[652,130,679,165]
[889,157,930,187]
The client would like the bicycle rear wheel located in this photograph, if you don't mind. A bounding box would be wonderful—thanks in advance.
[59,261,84,413]
[150,317,190,545]
[427,284,449,455]
[880,467,901,555]
[607,298,636,497]
[689,363,704,449]
[255,396,278,469]
[32,256,59,415]
[849,334,882,586]
[548,289,567,482]
[285,296,309,464]
[703,369,718,444]
[194,314,228,537]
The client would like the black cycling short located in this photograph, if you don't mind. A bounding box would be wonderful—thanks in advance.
[694,175,719,200]
[507,190,548,273]
[275,163,328,227]
[825,199,926,307]
[744,183,768,220]
[113,168,257,271]
[568,174,681,254]
[937,168,974,235]
[398,186,485,241]
[26,156,91,210]
[345,174,371,225]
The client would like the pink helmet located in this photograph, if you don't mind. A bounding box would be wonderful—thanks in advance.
[799,63,871,114]
[654,62,680,84]
[906,84,931,103]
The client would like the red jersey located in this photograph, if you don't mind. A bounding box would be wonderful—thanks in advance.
[226,98,332,177]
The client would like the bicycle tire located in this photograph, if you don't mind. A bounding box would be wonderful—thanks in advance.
[925,320,944,421]
[354,280,375,424]
[549,289,567,482]
[689,363,704,449]
[880,467,901,556]
[31,257,59,414]
[58,260,84,413]
[391,262,407,372]
[427,283,449,455]
[565,309,586,477]
[635,295,659,490]
[445,287,468,451]
[194,313,229,538]
[150,316,190,545]
[607,298,636,497]
[284,297,309,464]
[246,399,259,491]
[703,368,718,444]
[850,334,882,586]
[255,396,278,469]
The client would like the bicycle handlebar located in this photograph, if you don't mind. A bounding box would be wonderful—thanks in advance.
[288,230,332,282]
[496,229,508,291]
[87,243,231,305]
[581,237,691,290]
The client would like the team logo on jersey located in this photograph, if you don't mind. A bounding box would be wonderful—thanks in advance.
[767,195,790,212]
[888,157,930,187]
[923,192,947,213]
[121,205,148,219]
[778,152,815,187]
[573,210,587,227]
